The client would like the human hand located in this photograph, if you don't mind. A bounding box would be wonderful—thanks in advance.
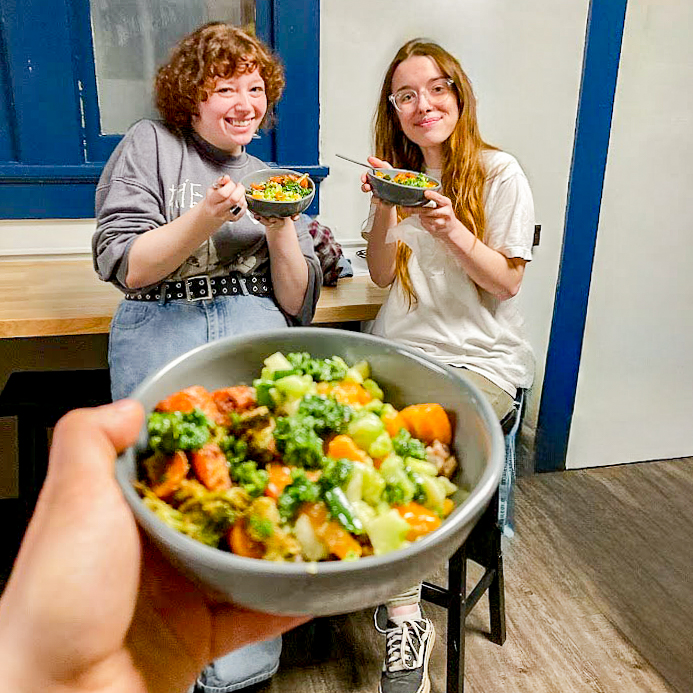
[361,156,395,208]
[409,189,461,240]
[202,174,248,223]
[254,213,300,232]
[0,401,308,693]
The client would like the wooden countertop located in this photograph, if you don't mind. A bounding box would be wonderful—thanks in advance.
[0,258,387,338]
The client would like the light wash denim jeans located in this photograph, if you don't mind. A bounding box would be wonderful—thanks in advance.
[109,294,289,400]
[109,294,288,690]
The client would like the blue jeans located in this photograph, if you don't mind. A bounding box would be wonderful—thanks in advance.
[109,294,289,400]
[109,294,288,690]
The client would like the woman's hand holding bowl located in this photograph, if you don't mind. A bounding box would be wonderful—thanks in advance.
[361,156,395,208]
[410,189,462,241]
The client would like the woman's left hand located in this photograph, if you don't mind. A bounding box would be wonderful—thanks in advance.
[254,213,300,232]
[410,189,462,240]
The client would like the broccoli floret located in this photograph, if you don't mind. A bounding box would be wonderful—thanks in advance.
[247,514,274,540]
[298,394,353,434]
[383,481,414,507]
[277,469,320,522]
[320,457,354,491]
[147,409,213,454]
[219,435,248,464]
[230,460,268,497]
[391,428,427,460]
[273,416,325,469]
[286,352,349,382]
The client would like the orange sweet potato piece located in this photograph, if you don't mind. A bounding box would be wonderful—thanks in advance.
[212,386,257,416]
[190,443,231,491]
[156,385,225,425]
[330,382,372,406]
[382,408,407,437]
[299,502,362,560]
[265,463,293,499]
[326,435,369,463]
[395,501,441,541]
[151,450,189,499]
[398,403,452,445]
[229,518,264,558]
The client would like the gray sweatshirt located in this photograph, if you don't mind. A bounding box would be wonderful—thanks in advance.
[92,119,321,324]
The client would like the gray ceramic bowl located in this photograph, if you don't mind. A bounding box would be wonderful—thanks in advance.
[367,168,441,207]
[240,167,315,218]
[115,328,504,616]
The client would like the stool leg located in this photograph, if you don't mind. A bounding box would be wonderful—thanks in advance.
[446,542,467,693]
[488,524,506,645]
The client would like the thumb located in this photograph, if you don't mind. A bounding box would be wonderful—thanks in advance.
[367,156,392,169]
[50,399,145,476]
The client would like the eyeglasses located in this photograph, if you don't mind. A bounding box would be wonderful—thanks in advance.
[389,78,456,113]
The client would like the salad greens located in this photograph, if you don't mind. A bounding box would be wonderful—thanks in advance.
[136,351,462,562]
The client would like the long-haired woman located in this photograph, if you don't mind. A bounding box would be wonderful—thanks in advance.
[361,39,535,693]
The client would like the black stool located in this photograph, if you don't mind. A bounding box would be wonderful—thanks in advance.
[421,396,524,693]
[0,369,112,531]
[421,489,505,693]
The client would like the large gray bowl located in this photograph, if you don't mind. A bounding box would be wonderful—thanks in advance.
[115,328,504,616]
[367,168,441,207]
[240,167,315,218]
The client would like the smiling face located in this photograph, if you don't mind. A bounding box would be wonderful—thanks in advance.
[391,55,460,169]
[192,68,268,155]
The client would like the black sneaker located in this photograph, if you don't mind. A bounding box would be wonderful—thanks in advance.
[374,607,436,693]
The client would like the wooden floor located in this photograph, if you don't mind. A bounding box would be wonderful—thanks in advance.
[269,457,693,693]
[2,457,691,692]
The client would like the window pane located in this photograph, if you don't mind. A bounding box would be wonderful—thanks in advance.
[89,0,256,134]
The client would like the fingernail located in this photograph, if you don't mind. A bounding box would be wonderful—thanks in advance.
[231,205,242,215]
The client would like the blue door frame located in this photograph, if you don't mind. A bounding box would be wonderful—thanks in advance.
[534,0,628,472]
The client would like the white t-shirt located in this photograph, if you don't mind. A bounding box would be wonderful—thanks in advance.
[367,150,535,397]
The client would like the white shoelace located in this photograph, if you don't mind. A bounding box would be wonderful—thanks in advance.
[384,620,429,673]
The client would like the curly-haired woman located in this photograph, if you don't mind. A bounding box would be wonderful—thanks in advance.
[93,22,321,403]
[361,39,535,693]
[92,22,319,692]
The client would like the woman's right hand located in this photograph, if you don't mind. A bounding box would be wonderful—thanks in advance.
[201,174,248,224]
[361,156,394,207]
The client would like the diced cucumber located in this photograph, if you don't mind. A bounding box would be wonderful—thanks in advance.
[362,378,384,401]
[406,459,439,478]
[352,360,371,379]
[366,510,410,555]
[263,351,293,375]
[274,374,314,400]
[368,430,394,459]
[253,379,276,407]
[347,412,385,450]
[361,464,386,506]
[379,453,404,477]
[344,465,364,503]
[344,367,364,384]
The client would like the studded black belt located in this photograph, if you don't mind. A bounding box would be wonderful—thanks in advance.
[124,273,272,302]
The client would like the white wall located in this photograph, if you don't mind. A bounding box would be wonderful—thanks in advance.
[0,1,590,458]
[566,0,693,468]
[319,0,589,439]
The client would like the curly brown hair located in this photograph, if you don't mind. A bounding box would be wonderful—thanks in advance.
[155,22,285,128]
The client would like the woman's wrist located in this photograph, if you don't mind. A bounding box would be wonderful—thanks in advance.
[446,220,476,257]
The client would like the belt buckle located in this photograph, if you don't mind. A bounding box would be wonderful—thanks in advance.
[185,275,213,301]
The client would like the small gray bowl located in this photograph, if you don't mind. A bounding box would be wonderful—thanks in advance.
[115,328,504,616]
[240,167,315,218]
[367,168,441,207]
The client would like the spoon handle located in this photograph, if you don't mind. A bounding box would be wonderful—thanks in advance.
[335,153,374,170]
